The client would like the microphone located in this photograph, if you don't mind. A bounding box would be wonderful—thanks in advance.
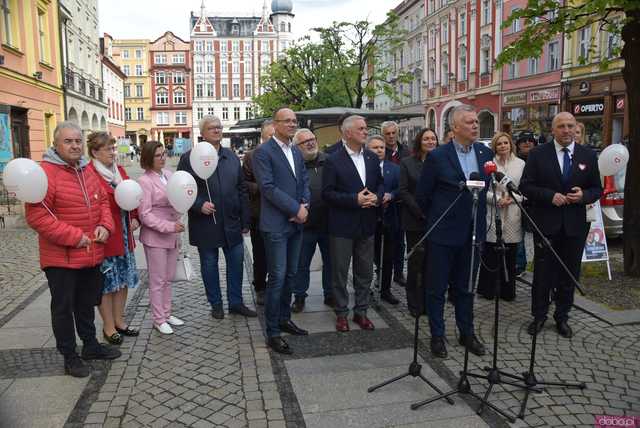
[494,171,522,196]
[439,178,466,191]
[483,161,498,180]
[466,171,486,191]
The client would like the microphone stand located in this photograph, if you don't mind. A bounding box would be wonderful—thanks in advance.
[368,186,468,403]
[496,187,586,418]
[408,185,517,422]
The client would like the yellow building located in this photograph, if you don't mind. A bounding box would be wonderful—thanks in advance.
[0,0,65,166]
[561,16,627,148]
[111,38,152,146]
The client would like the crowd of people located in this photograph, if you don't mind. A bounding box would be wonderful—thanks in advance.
[25,103,602,376]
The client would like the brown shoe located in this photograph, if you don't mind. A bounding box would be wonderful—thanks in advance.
[336,316,350,332]
[353,314,375,330]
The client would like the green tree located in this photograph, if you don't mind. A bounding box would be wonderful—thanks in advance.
[497,1,640,276]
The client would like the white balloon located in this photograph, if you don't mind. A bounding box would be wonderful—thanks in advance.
[598,144,629,176]
[115,179,143,211]
[2,158,48,203]
[189,142,219,179]
[166,171,197,213]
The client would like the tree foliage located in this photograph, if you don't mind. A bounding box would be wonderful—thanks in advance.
[253,13,414,116]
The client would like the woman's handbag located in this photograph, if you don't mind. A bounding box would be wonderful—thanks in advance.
[172,221,193,282]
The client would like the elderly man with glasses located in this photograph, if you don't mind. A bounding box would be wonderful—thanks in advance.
[290,128,333,313]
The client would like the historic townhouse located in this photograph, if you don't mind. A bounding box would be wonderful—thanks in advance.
[100,33,126,139]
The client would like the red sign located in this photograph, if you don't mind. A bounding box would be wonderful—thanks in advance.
[615,96,625,112]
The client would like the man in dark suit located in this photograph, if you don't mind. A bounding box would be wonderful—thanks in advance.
[253,108,311,354]
[368,135,401,305]
[178,115,256,320]
[417,104,493,358]
[520,112,602,338]
[382,121,411,287]
[323,115,384,332]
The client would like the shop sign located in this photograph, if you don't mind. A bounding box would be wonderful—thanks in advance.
[503,92,527,106]
[573,100,604,116]
[529,88,560,103]
[615,96,625,112]
[579,81,591,95]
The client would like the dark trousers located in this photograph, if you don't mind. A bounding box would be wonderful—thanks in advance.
[294,228,332,299]
[405,230,426,316]
[425,240,477,337]
[393,231,406,279]
[250,219,267,292]
[531,232,586,323]
[262,229,303,338]
[374,224,394,294]
[515,239,527,273]
[477,242,518,300]
[330,235,374,317]
[44,266,102,357]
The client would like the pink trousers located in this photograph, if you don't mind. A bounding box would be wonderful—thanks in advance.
[143,245,178,326]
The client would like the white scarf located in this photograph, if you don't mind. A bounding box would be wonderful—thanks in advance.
[92,158,123,185]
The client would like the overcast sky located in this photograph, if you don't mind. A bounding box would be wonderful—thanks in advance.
[98,0,401,42]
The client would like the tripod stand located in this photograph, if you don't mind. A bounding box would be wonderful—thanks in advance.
[368,188,467,403]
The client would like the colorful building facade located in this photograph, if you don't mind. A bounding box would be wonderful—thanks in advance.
[111,38,152,146]
[101,34,126,139]
[0,0,64,166]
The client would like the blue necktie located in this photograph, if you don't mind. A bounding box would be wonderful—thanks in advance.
[562,147,572,184]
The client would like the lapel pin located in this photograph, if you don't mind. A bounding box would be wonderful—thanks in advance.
[578,163,586,171]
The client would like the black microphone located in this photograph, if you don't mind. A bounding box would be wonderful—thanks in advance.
[439,178,466,191]
[494,171,522,196]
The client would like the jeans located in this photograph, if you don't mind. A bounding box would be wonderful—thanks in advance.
[515,239,527,273]
[262,229,303,338]
[44,267,102,357]
[294,229,332,299]
[198,242,244,308]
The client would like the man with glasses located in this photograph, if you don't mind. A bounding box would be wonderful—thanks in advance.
[178,115,256,320]
[291,129,333,313]
[253,108,310,354]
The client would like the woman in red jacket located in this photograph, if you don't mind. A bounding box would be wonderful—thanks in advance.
[25,121,121,378]
[87,132,140,345]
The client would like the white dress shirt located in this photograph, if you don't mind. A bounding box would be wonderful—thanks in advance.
[554,140,575,174]
[274,136,296,177]
[344,142,366,186]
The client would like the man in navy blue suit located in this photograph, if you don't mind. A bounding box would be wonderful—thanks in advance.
[417,104,493,358]
[368,135,401,305]
[253,107,311,355]
[323,115,384,332]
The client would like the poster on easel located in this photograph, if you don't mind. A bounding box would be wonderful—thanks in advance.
[0,113,12,173]
[582,200,612,280]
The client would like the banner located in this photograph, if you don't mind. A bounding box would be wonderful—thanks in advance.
[582,200,612,280]
[0,113,12,172]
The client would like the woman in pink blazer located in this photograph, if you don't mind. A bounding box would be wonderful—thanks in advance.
[137,141,185,335]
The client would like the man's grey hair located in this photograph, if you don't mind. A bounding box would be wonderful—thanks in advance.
[341,115,366,134]
[199,115,222,133]
[448,104,475,127]
[260,119,274,132]
[366,135,385,146]
[380,121,398,132]
[53,121,83,142]
[293,128,314,145]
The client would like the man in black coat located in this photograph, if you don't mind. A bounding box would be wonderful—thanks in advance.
[178,115,256,320]
[520,112,602,338]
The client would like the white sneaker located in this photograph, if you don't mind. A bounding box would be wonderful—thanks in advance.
[155,322,174,334]
[167,315,184,326]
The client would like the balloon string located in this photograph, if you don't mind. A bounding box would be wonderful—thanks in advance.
[42,202,58,220]
[205,180,217,224]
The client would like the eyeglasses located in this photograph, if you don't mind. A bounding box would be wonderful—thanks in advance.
[297,138,317,146]
[100,145,118,153]
[274,119,297,125]
[154,151,167,158]
[208,126,223,131]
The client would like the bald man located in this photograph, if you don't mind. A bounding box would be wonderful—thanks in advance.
[520,112,602,338]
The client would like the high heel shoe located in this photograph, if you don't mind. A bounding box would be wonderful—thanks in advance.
[103,331,123,345]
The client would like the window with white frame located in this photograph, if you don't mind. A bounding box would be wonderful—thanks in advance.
[136,84,143,97]
[508,61,517,79]
[245,83,252,97]
[246,106,252,118]
[172,53,185,64]
[122,50,129,59]
[205,41,213,51]
[175,112,187,125]
[206,60,213,73]
[234,107,240,120]
[134,49,142,59]
[157,112,169,125]
[233,83,239,97]
[197,107,203,119]
[441,57,449,85]
[429,66,435,88]
[135,64,143,76]
[37,8,49,62]
[196,61,203,73]
[221,41,227,53]
[206,83,214,97]
[156,89,168,104]
[459,48,467,80]
[125,107,132,120]
[173,71,184,84]
[528,57,539,74]
[155,71,166,84]
[244,41,251,52]
[511,8,521,33]
[124,85,131,97]
[442,21,448,42]
[136,107,144,120]
[481,48,490,74]
[122,64,130,75]
[173,90,185,104]
[429,0,435,14]
[460,13,466,37]
[262,41,268,52]
[233,40,239,52]
[207,107,214,116]
[221,83,228,97]
[195,83,203,97]
[221,61,228,73]
[482,0,491,25]
[195,40,204,51]
[578,27,591,60]
[155,53,167,64]
[222,107,229,120]
[233,62,239,73]
[245,58,252,72]
[548,41,559,70]
[607,29,621,58]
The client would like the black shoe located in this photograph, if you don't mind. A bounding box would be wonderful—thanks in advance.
[394,275,407,287]
[267,336,292,355]
[115,325,139,337]
[291,296,305,313]
[279,320,308,336]
[256,290,265,306]
[527,318,546,336]
[430,336,448,358]
[459,334,486,356]
[229,304,257,318]
[211,305,225,319]
[81,343,122,360]
[64,355,91,378]
[103,330,123,345]
[323,295,335,307]
[380,292,400,305]
[555,320,573,338]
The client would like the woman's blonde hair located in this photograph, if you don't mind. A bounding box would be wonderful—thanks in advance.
[490,132,515,155]
[575,122,586,145]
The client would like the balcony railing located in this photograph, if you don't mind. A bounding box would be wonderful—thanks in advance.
[64,67,105,104]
